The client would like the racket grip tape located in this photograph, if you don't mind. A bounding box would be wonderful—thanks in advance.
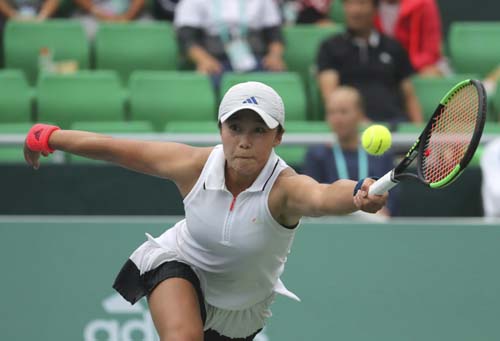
[26,123,61,153]
[368,170,399,195]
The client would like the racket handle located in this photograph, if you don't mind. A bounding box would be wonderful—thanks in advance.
[368,170,399,195]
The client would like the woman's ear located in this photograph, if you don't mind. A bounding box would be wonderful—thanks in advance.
[273,129,284,147]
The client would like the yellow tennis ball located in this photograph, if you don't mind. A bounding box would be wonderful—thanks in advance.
[361,124,392,156]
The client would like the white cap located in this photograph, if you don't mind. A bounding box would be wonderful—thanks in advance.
[218,81,285,129]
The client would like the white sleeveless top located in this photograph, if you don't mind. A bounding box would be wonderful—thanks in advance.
[131,145,300,311]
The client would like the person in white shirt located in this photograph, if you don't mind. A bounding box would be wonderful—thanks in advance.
[174,0,286,87]
[24,81,387,340]
[73,0,147,39]
[0,0,58,20]
[480,138,500,218]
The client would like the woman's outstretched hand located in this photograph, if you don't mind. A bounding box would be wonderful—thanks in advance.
[353,178,388,213]
[24,123,60,169]
[24,142,48,170]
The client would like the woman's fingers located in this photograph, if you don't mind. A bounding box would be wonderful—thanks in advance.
[23,144,32,167]
[355,189,388,213]
[24,143,42,169]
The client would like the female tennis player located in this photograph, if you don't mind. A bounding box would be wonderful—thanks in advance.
[24,81,387,341]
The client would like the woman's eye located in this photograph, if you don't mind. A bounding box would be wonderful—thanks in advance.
[229,124,239,132]
[255,127,266,134]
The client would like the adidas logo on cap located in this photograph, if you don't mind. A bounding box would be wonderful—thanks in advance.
[242,96,258,104]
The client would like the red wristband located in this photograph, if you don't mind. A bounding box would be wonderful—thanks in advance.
[26,123,61,153]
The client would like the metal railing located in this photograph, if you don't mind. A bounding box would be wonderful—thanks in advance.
[1,132,498,163]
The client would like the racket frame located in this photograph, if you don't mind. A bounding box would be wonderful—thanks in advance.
[368,79,487,195]
[418,79,487,189]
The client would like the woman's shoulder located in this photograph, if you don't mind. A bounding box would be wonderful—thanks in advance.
[194,146,216,168]
[271,167,298,195]
[175,145,214,198]
[175,145,215,180]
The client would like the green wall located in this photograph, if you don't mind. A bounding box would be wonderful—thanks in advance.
[0,165,483,216]
[1,217,499,340]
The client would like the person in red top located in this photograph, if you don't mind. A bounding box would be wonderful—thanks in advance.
[374,0,445,76]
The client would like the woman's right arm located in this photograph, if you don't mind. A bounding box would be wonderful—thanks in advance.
[24,129,211,190]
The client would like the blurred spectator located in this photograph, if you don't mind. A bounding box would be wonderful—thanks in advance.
[0,0,59,66]
[174,0,285,87]
[296,0,333,25]
[304,86,395,215]
[0,0,59,20]
[480,138,500,218]
[278,0,334,26]
[73,0,147,39]
[483,64,500,96]
[152,0,178,21]
[374,0,447,77]
[316,0,423,124]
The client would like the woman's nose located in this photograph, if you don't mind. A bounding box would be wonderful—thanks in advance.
[238,134,252,148]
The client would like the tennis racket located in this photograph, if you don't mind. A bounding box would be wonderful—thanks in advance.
[369,79,487,195]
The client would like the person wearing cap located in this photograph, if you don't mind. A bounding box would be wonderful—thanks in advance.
[24,81,387,341]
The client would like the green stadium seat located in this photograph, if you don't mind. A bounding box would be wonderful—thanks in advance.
[284,120,330,133]
[0,122,56,163]
[449,22,500,77]
[4,20,89,85]
[329,0,346,24]
[37,71,125,129]
[220,72,307,122]
[308,68,325,120]
[0,122,32,132]
[68,121,154,163]
[165,121,220,146]
[484,122,500,134]
[95,22,178,84]
[165,121,219,133]
[412,76,479,121]
[396,122,425,133]
[276,120,330,166]
[0,70,33,123]
[283,25,343,82]
[71,121,154,133]
[129,71,216,132]
[412,76,496,121]
[283,25,343,120]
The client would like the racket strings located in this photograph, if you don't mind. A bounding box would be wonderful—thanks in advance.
[422,85,478,183]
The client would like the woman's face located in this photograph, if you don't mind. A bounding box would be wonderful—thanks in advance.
[220,110,283,178]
